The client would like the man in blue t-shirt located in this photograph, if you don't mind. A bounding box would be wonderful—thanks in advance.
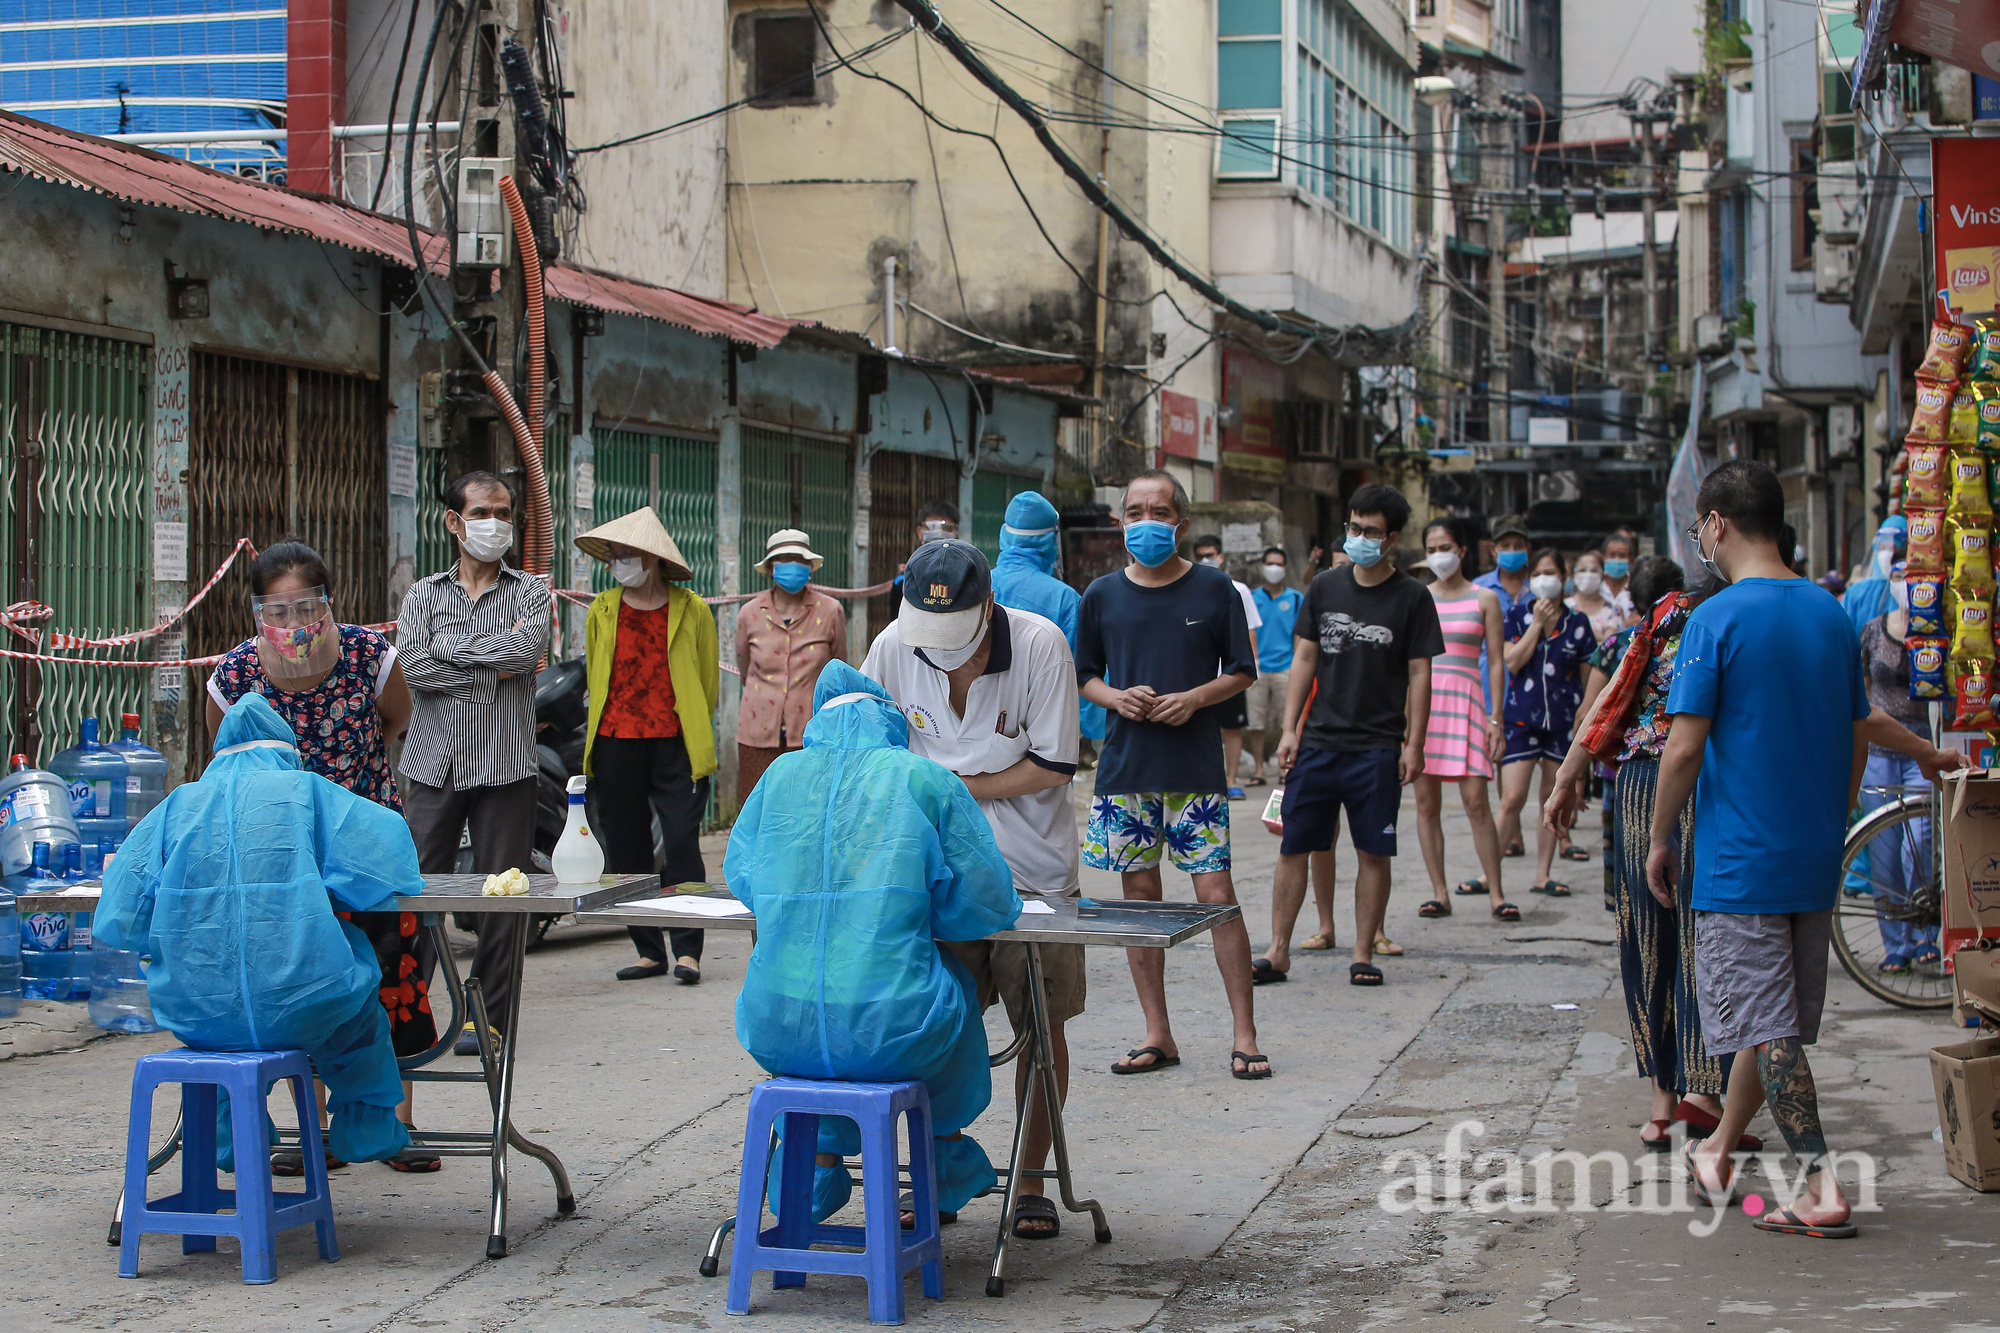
[1246,546,1305,787]
[1077,469,1266,1080]
[1647,459,1867,1240]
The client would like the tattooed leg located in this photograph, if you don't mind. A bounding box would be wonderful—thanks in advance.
[1753,1037,1827,1174]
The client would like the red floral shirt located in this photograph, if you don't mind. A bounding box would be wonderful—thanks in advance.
[598,600,679,738]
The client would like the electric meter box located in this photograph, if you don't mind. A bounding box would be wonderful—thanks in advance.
[456,158,511,268]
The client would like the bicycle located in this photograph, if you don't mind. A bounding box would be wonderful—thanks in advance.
[1833,782,1952,1009]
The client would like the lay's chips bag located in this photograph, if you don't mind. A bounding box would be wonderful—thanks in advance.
[1911,636,1949,699]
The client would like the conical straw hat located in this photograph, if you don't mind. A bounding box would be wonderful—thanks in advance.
[575,506,693,582]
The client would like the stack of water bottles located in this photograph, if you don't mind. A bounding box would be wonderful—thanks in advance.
[0,714,168,1029]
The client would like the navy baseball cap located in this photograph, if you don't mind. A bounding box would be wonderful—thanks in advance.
[900,539,991,650]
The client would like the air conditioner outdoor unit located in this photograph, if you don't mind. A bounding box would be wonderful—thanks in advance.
[1814,238,1857,303]
[456,158,511,268]
[1534,470,1581,504]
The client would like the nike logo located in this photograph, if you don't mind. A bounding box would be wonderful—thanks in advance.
[1186,618,1201,626]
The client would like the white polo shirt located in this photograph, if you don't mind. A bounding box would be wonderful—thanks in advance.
[862,605,1081,899]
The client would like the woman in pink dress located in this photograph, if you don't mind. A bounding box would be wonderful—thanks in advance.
[1412,518,1513,921]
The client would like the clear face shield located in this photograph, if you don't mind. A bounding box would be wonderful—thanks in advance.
[251,587,338,681]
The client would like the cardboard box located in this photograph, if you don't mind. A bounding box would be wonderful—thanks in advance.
[1955,942,2000,1025]
[1931,1036,2000,1191]
[1940,775,2000,951]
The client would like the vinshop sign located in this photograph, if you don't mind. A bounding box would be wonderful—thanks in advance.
[1938,138,2000,319]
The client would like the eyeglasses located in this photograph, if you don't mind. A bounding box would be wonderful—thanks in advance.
[253,592,330,628]
[1345,521,1389,541]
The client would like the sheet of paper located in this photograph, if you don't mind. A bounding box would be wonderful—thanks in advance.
[628,896,751,919]
[1018,900,1056,915]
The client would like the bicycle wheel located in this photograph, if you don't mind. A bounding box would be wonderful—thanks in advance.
[1833,792,1952,1009]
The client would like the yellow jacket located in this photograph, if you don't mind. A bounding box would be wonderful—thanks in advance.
[583,585,719,779]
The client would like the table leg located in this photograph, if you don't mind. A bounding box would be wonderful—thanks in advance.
[485,916,529,1259]
[1030,941,1110,1243]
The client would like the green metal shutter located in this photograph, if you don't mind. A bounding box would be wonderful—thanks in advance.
[796,436,852,590]
[970,469,1038,565]
[740,426,851,591]
[416,446,453,578]
[738,425,794,588]
[589,426,718,598]
[865,450,960,631]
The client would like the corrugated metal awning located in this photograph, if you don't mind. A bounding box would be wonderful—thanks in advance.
[543,262,796,349]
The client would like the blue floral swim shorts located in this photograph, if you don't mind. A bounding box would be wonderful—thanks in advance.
[1083,791,1231,874]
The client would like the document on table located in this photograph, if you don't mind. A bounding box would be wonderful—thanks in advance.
[628,896,752,919]
[1018,900,1056,915]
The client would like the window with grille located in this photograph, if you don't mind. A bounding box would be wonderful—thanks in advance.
[748,13,819,107]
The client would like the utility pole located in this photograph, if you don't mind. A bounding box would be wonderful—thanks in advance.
[1632,97,1666,441]
[1091,0,1115,469]
[1481,101,1514,448]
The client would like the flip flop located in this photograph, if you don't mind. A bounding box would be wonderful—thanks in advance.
[1418,899,1451,918]
[1682,1140,1735,1208]
[1492,902,1521,922]
[1252,957,1289,985]
[1244,776,1267,788]
[1752,1204,1857,1239]
[385,1146,442,1173]
[1349,962,1383,986]
[1374,934,1404,956]
[1010,1193,1060,1238]
[1671,1101,1764,1153]
[1560,845,1592,862]
[1111,1046,1180,1074]
[1454,878,1488,895]
[1640,1119,1672,1153]
[1231,1050,1273,1080]
[1529,881,1573,897]
[1503,842,1526,858]
[1300,931,1337,950]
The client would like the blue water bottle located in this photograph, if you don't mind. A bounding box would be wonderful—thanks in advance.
[110,712,168,832]
[18,842,70,1001]
[0,882,19,1019]
[50,718,128,853]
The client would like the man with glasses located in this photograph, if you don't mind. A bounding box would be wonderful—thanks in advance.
[1261,484,1442,987]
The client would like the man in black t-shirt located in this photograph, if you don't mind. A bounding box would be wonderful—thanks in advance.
[1077,469,1268,1080]
[1260,484,1442,987]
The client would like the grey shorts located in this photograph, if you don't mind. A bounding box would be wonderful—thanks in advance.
[1245,673,1289,733]
[1692,908,1832,1054]
[945,938,1086,1031]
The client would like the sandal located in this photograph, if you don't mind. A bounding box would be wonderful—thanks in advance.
[1300,931,1337,950]
[1640,1119,1672,1153]
[1418,899,1451,918]
[1243,776,1267,788]
[1529,881,1573,897]
[385,1146,442,1173]
[1231,1050,1273,1080]
[270,1149,347,1177]
[1492,902,1521,922]
[1503,841,1525,858]
[1751,1204,1857,1239]
[1682,1140,1735,1208]
[899,1194,959,1230]
[1251,957,1289,985]
[1560,844,1592,862]
[1671,1101,1763,1153]
[1374,934,1404,956]
[1111,1046,1180,1074]
[1010,1193,1060,1239]
[1349,962,1383,986]
[1454,878,1488,896]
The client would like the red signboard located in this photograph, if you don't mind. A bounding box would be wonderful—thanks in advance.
[1935,138,2000,321]
[1160,389,1201,459]
[1893,1,2000,86]
[1221,351,1286,474]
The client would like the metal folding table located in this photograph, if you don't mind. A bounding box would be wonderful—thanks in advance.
[24,872,660,1260]
[577,891,1239,1296]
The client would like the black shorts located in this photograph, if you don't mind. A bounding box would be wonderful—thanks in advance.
[1279,747,1401,857]
[1215,693,1249,730]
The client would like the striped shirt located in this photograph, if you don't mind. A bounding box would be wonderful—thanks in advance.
[396,564,552,789]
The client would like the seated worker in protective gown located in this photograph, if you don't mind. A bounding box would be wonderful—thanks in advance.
[724,659,1023,1222]
[95,694,424,1169]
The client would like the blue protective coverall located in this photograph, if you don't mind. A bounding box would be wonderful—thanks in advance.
[724,659,1022,1220]
[991,489,1106,741]
[95,694,422,1167]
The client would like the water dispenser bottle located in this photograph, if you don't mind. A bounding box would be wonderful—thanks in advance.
[110,713,168,831]
[49,719,128,853]
[88,948,156,1033]
[0,883,19,1019]
[18,842,71,1001]
[0,755,82,878]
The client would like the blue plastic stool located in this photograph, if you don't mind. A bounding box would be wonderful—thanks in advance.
[119,1048,338,1284]
[726,1078,942,1324]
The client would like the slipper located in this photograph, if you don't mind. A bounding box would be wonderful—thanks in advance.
[1492,902,1521,922]
[1682,1140,1735,1208]
[616,961,672,981]
[899,1194,959,1230]
[1349,962,1383,986]
[1640,1119,1672,1153]
[1454,878,1488,895]
[1503,841,1525,858]
[1228,786,1247,800]
[1559,844,1592,862]
[1913,946,1943,967]
[1418,899,1451,918]
[1251,957,1289,985]
[1243,776,1268,788]
[1751,1204,1857,1239]
[385,1146,442,1173]
[1111,1046,1180,1074]
[674,964,701,985]
[1010,1193,1060,1239]
[1529,881,1573,897]
[1231,1050,1273,1080]
[1300,931,1337,950]
[271,1149,347,1177]
[1374,934,1404,956]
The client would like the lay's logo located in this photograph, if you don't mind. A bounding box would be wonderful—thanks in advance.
[1912,581,1939,608]
[1915,643,1945,671]
[1957,262,1992,291]
[1983,399,2000,424]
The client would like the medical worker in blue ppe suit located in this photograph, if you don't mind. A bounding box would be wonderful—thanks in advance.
[991,489,1106,744]
[724,659,1022,1222]
[95,694,422,1169]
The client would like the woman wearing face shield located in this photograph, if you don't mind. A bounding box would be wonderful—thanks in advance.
[206,539,428,1171]
[577,508,721,985]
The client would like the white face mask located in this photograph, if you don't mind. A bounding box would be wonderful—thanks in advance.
[924,623,988,671]
[1199,554,1224,568]
[457,516,514,563]
[1425,550,1461,580]
[610,557,650,588]
[1530,573,1565,600]
[1261,563,1286,584]
[1573,569,1604,595]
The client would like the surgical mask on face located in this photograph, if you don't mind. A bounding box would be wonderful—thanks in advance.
[1425,550,1461,580]
[1496,549,1528,573]
[772,561,811,593]
[1530,574,1564,600]
[1343,534,1385,568]
[1603,558,1629,579]
[925,622,988,671]
[1694,513,1729,585]
[610,557,649,588]
[1261,563,1287,584]
[457,516,513,563]
[919,522,955,544]
[1890,579,1909,610]
[1124,520,1180,568]
[1573,569,1604,595]
[1199,554,1224,568]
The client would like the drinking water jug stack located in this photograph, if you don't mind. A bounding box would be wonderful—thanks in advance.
[110,713,167,831]
[1,757,82,1005]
